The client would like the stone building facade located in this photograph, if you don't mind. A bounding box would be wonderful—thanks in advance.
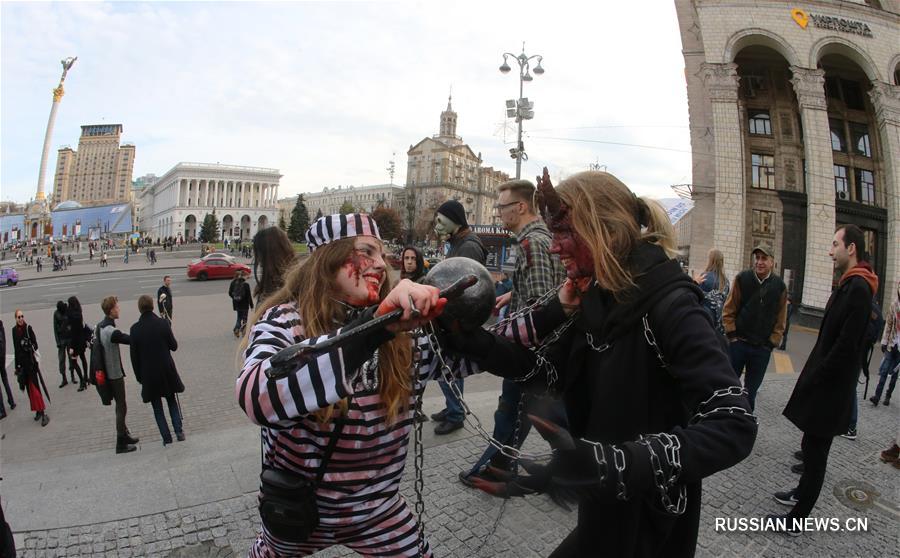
[51,124,136,207]
[136,162,280,241]
[404,98,510,236]
[675,0,899,322]
[280,183,406,224]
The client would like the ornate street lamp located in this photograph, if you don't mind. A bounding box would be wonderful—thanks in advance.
[499,45,544,179]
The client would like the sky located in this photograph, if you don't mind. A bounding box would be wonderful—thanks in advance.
[1,1,693,204]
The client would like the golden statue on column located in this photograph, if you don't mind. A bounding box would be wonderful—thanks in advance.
[26,57,76,240]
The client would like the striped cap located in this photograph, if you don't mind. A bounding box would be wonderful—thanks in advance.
[305,213,381,252]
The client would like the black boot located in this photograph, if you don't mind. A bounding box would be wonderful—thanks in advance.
[116,435,137,454]
[59,378,68,388]
[123,432,139,445]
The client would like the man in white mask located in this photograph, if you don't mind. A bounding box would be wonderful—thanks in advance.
[430,200,486,434]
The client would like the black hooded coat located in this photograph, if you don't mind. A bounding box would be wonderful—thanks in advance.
[456,242,757,557]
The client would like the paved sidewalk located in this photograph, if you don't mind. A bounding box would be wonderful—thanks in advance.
[3,322,898,557]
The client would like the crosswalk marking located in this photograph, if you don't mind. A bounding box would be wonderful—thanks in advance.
[773,351,794,374]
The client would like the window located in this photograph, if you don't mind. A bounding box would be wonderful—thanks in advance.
[751,154,775,190]
[834,165,849,199]
[849,123,871,157]
[748,110,772,135]
[841,79,865,110]
[855,169,875,205]
[752,209,775,235]
[829,119,846,152]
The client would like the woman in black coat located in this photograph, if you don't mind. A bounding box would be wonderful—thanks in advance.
[12,310,49,426]
[446,171,757,558]
[129,295,185,445]
[66,296,89,391]
[228,271,254,337]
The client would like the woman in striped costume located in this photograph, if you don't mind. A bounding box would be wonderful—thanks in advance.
[237,213,475,557]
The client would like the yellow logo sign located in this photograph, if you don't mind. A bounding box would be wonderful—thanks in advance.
[791,8,809,28]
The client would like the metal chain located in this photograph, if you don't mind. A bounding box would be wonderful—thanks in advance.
[488,284,565,335]
[423,322,552,462]
[412,363,426,557]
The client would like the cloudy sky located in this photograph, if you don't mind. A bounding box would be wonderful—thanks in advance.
[1,1,692,204]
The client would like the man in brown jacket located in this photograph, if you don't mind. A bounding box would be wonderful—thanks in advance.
[722,242,787,410]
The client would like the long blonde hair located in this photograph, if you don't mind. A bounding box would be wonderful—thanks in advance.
[704,249,727,292]
[556,171,679,297]
[242,237,413,424]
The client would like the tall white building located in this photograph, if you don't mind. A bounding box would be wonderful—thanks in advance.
[137,162,280,241]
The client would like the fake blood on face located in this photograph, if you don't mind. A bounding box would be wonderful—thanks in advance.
[341,252,383,306]
[550,227,593,281]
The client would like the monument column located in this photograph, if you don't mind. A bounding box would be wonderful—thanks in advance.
[869,81,900,297]
[790,66,834,313]
[701,62,745,280]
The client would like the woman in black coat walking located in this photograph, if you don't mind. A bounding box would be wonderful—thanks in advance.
[445,170,757,558]
[129,295,185,445]
[66,296,89,391]
[228,271,254,337]
[12,310,50,426]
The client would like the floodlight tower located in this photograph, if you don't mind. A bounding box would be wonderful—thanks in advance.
[499,44,543,179]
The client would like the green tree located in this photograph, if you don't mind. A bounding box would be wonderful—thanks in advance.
[199,211,220,243]
[278,214,287,230]
[338,200,356,215]
[287,194,310,242]
[315,208,323,219]
[371,206,402,241]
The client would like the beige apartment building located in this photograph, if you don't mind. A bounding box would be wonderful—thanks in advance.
[675,0,899,323]
[51,124,136,207]
[405,98,510,236]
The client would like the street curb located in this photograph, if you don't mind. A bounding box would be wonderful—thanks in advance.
[12,263,189,283]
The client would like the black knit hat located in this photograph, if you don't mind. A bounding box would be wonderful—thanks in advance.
[436,200,468,228]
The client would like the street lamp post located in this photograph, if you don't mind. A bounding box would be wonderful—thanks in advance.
[499,45,544,179]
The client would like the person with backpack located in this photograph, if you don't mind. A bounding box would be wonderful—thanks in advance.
[694,248,730,335]
[843,294,885,439]
[229,270,254,337]
[722,242,788,410]
[871,278,899,406]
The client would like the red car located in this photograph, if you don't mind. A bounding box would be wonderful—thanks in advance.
[187,258,251,281]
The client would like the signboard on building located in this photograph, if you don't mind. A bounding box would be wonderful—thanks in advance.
[791,8,873,37]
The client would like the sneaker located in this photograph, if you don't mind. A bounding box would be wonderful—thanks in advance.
[430,409,449,422]
[880,443,899,463]
[434,420,464,435]
[791,463,805,474]
[840,428,857,440]
[765,514,802,537]
[793,450,804,462]
[773,489,799,506]
[869,396,880,406]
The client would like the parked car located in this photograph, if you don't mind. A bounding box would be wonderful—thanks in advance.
[187,258,250,281]
[201,252,236,262]
[0,267,18,286]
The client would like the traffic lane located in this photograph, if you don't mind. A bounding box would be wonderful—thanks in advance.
[0,268,250,314]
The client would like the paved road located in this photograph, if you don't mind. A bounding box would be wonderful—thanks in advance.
[2,272,898,557]
[0,268,236,314]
